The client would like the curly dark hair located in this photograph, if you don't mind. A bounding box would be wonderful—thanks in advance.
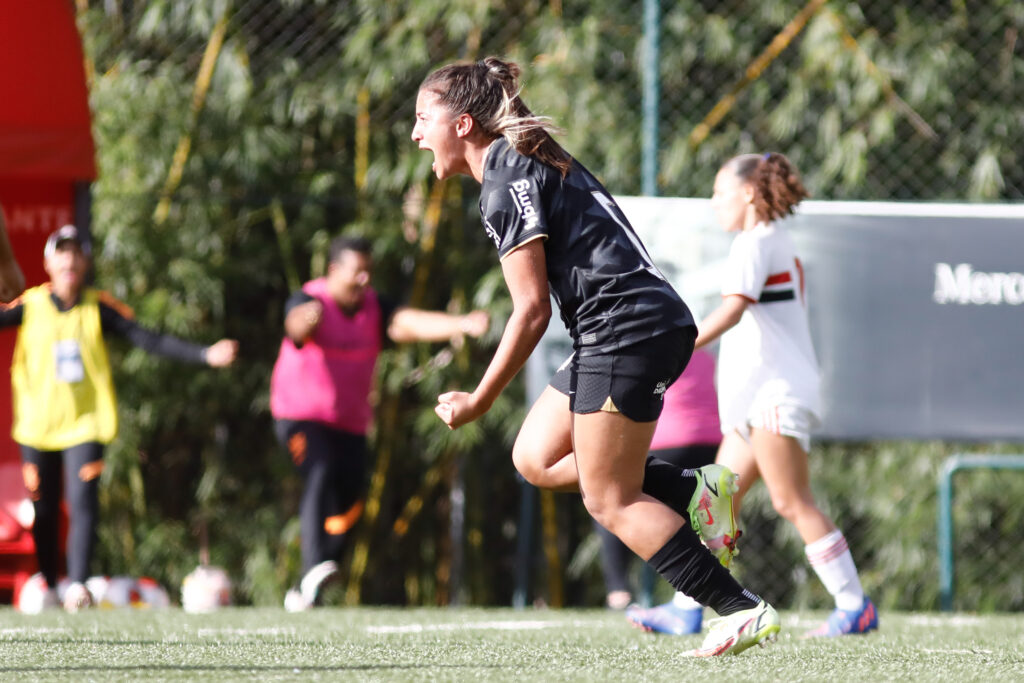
[725,152,810,223]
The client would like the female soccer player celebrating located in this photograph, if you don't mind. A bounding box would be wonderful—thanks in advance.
[697,152,877,637]
[412,57,779,656]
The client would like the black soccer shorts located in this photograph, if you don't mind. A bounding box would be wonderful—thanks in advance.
[549,326,696,422]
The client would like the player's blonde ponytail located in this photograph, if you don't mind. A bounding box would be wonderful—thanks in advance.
[420,57,573,177]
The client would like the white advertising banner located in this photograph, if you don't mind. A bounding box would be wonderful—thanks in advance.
[530,198,1024,441]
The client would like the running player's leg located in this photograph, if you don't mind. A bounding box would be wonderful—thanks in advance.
[640,443,720,517]
[750,426,874,634]
[573,410,758,618]
[62,442,104,611]
[511,385,577,491]
[276,419,340,610]
[297,426,335,575]
[19,445,62,589]
[63,442,103,583]
[626,444,719,634]
[323,430,367,561]
[716,429,760,515]
[749,427,831,541]
[275,419,333,574]
[570,330,778,655]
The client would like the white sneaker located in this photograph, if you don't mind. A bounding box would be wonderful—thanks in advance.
[17,573,59,614]
[285,560,339,611]
[299,560,339,605]
[63,581,93,613]
[685,601,780,657]
[284,587,311,612]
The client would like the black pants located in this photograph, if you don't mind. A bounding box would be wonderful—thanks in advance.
[595,444,719,596]
[19,442,104,587]
[274,420,367,575]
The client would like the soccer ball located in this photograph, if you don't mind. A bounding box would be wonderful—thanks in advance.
[181,565,232,613]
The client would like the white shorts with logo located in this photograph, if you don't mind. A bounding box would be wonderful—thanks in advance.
[726,403,820,453]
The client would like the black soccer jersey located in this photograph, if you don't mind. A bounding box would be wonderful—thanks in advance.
[479,138,695,356]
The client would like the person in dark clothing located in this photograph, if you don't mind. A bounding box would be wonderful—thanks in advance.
[412,57,780,656]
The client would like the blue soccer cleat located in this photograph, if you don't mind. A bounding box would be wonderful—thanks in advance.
[804,597,879,637]
[626,601,703,635]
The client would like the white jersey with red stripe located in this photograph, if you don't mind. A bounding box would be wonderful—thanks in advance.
[716,221,822,434]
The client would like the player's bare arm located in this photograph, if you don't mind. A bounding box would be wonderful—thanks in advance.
[435,239,550,429]
[694,294,748,349]
[388,307,489,344]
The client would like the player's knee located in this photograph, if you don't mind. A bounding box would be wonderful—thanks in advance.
[769,492,814,523]
[511,444,545,486]
[581,493,625,532]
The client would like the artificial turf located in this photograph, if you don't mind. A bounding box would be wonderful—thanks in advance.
[0,607,1020,681]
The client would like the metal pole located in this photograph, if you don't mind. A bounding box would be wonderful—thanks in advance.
[937,454,1024,612]
[512,478,536,609]
[641,0,660,197]
[514,340,555,608]
[936,456,959,612]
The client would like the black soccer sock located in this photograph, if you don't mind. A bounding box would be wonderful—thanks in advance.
[642,456,698,518]
[647,525,760,616]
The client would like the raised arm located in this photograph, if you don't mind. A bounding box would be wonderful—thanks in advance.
[435,239,551,429]
[387,307,489,344]
[100,301,237,367]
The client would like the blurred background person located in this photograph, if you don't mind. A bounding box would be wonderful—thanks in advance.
[270,235,488,612]
[0,203,26,302]
[0,225,237,612]
[695,152,877,637]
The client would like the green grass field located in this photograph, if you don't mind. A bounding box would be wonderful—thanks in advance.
[0,607,1020,681]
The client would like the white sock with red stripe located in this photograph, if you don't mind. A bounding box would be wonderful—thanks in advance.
[804,529,864,611]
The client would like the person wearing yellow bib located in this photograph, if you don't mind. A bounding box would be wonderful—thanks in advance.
[0,225,238,613]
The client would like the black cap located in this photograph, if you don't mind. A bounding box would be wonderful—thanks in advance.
[44,225,90,259]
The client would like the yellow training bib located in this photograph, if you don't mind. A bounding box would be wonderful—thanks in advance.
[11,285,119,449]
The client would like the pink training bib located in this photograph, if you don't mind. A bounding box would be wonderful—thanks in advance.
[270,279,381,435]
[650,348,722,450]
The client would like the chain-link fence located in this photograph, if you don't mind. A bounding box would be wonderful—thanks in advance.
[71,0,1024,610]
[80,0,1024,202]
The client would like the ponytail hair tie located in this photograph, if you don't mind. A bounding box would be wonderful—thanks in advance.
[763,152,772,160]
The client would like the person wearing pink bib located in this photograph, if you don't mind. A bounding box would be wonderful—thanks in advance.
[270,235,488,611]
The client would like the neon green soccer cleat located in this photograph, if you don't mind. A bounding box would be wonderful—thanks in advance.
[687,464,741,567]
[684,601,781,657]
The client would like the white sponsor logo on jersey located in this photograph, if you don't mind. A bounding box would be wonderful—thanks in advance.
[510,179,540,231]
[484,220,501,249]
[933,262,1024,305]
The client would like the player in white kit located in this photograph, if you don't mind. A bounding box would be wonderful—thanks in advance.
[696,152,878,637]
